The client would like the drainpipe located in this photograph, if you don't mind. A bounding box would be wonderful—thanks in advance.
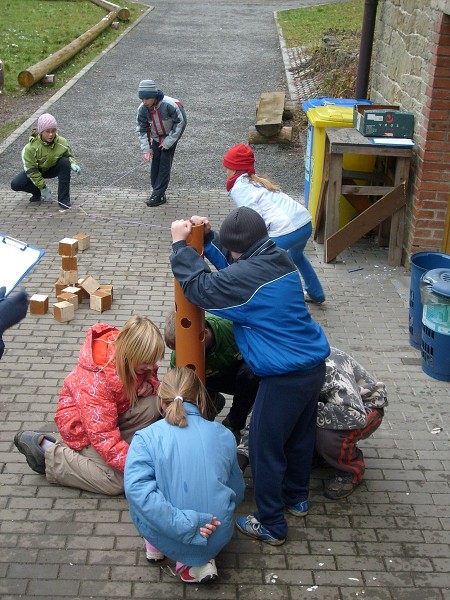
[355,0,379,100]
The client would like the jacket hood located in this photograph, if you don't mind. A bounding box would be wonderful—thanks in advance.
[77,323,119,373]
[29,133,59,146]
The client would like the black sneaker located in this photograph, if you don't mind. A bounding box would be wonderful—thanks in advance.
[323,474,362,500]
[58,201,71,210]
[29,195,41,202]
[146,194,166,207]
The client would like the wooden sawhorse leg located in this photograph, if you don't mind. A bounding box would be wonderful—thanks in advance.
[325,184,406,265]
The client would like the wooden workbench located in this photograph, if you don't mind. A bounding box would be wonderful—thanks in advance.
[315,127,413,266]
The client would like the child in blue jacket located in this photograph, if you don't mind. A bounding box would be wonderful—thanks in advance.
[124,367,244,584]
[169,207,330,546]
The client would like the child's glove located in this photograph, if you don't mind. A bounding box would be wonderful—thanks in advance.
[70,163,81,175]
[41,187,52,201]
[0,288,29,336]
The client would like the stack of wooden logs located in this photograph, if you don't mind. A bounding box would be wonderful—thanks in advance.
[248,92,298,145]
[29,234,113,322]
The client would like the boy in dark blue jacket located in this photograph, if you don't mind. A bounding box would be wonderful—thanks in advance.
[170,207,330,545]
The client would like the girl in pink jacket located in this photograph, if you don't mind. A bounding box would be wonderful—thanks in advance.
[14,316,165,495]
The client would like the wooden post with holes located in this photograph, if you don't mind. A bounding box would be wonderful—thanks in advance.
[174,224,205,383]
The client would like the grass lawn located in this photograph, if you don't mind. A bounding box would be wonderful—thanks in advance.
[0,0,147,95]
[277,0,364,49]
[277,0,366,98]
[0,0,364,139]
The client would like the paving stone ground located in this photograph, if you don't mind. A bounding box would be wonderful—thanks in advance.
[1,1,450,598]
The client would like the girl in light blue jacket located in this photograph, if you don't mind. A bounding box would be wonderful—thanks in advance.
[223,143,325,303]
[124,367,245,584]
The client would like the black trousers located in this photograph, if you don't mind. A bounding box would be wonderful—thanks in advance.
[150,139,177,197]
[206,361,260,430]
[11,157,71,205]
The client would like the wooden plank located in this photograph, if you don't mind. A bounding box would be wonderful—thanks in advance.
[314,178,328,243]
[325,184,406,264]
[388,209,405,265]
[339,177,380,235]
[324,154,343,243]
[254,99,299,121]
[318,180,379,243]
[255,92,285,137]
[325,127,413,158]
[386,156,411,263]
[314,138,330,243]
[341,185,395,196]
[248,126,292,145]
[341,169,383,182]
[378,218,391,247]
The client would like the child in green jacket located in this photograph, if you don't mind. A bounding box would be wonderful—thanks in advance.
[11,113,80,210]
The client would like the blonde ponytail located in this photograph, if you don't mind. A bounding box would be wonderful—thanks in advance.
[248,173,280,192]
[164,396,188,427]
[159,367,210,427]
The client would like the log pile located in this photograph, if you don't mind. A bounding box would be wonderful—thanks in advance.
[248,92,298,145]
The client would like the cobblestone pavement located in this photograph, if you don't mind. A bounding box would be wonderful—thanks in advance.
[1,1,450,599]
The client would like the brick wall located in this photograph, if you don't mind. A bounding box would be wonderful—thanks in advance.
[371,0,450,260]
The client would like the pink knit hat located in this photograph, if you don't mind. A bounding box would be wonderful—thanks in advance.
[37,113,57,134]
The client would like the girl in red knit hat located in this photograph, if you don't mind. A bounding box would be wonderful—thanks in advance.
[223,144,325,303]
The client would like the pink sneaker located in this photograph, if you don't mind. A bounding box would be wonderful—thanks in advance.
[179,559,218,583]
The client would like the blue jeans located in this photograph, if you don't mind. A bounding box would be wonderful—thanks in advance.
[249,362,326,539]
[272,222,325,302]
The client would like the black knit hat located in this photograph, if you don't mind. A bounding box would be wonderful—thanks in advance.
[219,207,268,253]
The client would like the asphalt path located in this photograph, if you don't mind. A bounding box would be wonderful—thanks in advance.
[0,0,345,201]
